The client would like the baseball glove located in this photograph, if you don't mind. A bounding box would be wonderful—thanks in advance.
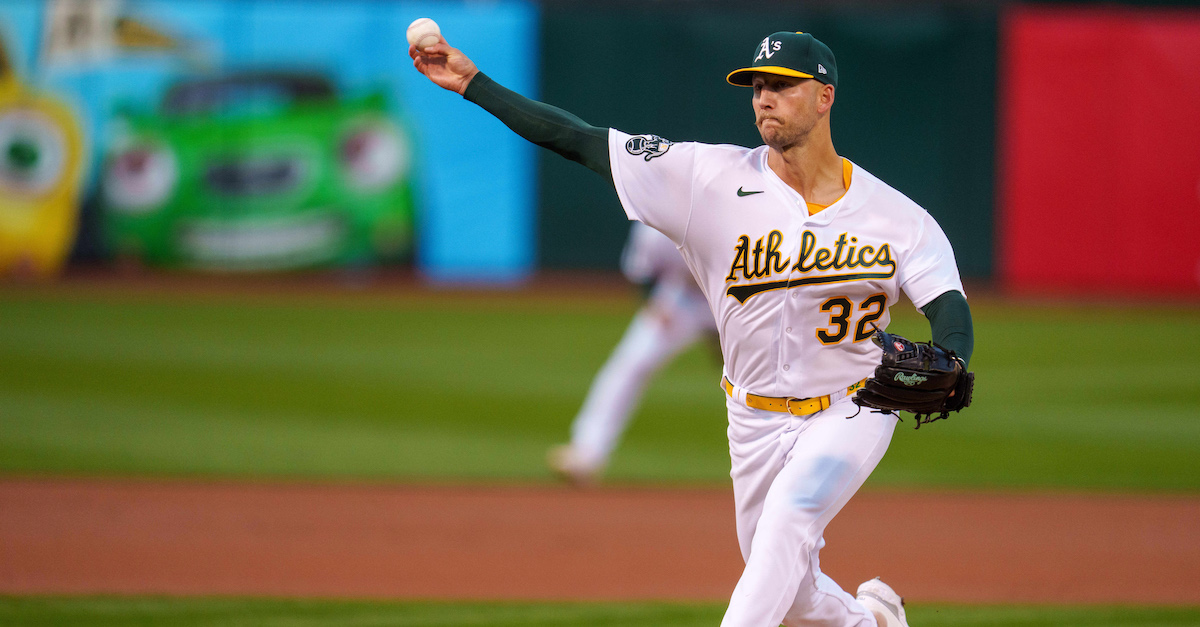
[853,327,974,428]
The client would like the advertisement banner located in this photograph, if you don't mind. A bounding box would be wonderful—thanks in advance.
[0,0,537,280]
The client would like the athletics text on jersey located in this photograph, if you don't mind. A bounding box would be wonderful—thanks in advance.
[724,229,897,303]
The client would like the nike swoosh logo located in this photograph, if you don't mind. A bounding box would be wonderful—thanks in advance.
[736,187,764,197]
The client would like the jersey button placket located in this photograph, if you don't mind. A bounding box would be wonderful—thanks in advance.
[780,281,801,382]
[778,225,804,384]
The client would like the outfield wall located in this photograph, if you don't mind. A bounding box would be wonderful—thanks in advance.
[4,1,1198,293]
[538,3,1200,296]
[0,0,539,282]
[1000,6,1200,294]
[537,5,999,280]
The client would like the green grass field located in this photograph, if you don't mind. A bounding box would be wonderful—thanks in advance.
[2,284,1199,626]
[2,597,1200,627]
[1,285,1197,490]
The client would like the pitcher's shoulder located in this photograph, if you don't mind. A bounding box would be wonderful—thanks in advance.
[693,142,764,171]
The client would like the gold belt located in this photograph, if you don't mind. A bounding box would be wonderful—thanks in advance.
[722,376,867,417]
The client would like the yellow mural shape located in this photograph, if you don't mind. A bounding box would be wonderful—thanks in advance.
[0,37,85,279]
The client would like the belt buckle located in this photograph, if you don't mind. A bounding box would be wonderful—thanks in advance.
[785,396,808,416]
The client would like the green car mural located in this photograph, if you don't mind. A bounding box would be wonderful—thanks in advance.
[101,71,416,270]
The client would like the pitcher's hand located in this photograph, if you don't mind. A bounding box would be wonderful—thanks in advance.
[410,39,479,95]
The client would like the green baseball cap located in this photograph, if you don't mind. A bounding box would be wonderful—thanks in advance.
[726,31,837,89]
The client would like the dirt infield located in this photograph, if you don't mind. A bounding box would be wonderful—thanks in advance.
[2,478,1198,604]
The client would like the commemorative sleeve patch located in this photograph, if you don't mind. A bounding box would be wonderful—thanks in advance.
[625,134,673,161]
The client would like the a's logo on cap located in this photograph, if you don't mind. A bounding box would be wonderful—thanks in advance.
[754,36,783,62]
[818,64,827,75]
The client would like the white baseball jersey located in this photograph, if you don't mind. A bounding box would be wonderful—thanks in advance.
[609,130,964,399]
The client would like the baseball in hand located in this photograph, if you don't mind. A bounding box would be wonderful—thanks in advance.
[407,18,441,51]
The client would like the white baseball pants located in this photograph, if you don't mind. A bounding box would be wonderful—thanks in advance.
[567,281,714,470]
[721,393,897,627]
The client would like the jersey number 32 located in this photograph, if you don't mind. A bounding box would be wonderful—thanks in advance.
[817,293,886,344]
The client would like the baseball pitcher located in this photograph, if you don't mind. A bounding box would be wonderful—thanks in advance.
[411,28,975,627]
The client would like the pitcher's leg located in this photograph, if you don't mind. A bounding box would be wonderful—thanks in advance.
[722,399,896,627]
[725,397,793,564]
[780,541,876,626]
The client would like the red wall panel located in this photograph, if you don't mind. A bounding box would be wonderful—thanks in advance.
[1001,7,1200,294]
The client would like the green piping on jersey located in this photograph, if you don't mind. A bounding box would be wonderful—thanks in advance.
[726,271,897,304]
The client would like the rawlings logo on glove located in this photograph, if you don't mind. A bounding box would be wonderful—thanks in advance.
[852,327,974,428]
[893,373,928,386]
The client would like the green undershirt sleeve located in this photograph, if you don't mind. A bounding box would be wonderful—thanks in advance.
[921,290,974,367]
[463,72,612,184]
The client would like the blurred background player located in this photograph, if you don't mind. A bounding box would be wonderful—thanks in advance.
[548,222,717,484]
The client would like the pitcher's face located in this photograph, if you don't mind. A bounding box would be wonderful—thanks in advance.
[752,74,825,151]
